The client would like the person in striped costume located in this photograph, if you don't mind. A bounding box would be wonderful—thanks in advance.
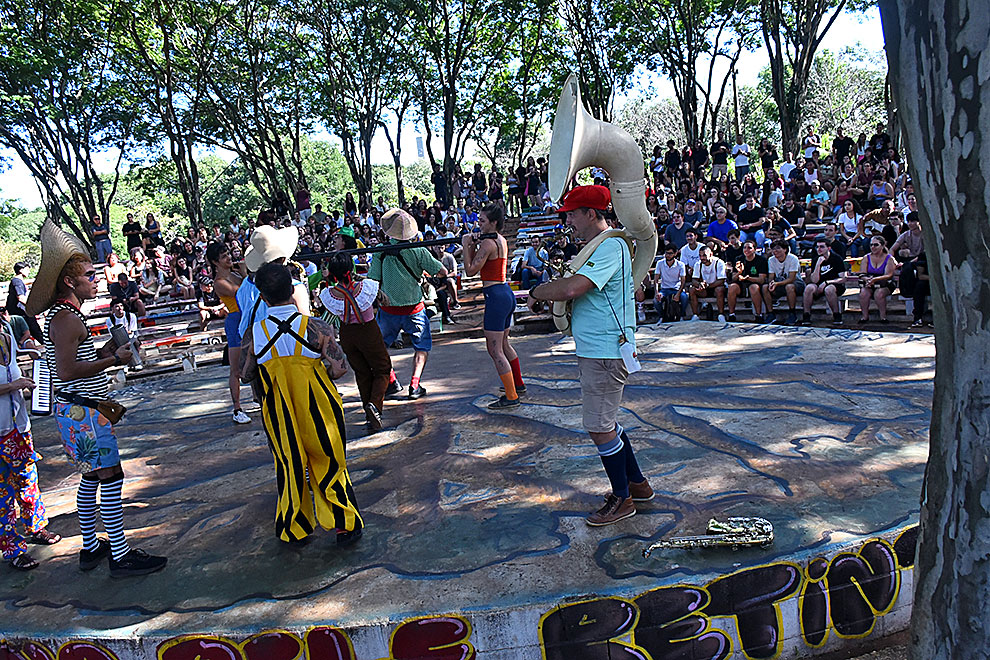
[240,262,363,546]
[27,219,167,578]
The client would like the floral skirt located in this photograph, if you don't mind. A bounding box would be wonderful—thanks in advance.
[54,402,121,472]
[0,428,47,560]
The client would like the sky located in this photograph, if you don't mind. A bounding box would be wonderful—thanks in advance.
[0,6,884,210]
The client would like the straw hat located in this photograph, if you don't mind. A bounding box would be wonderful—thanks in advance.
[244,225,299,272]
[381,208,418,241]
[25,219,91,316]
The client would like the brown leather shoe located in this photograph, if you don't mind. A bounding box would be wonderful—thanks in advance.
[629,480,655,502]
[586,494,636,526]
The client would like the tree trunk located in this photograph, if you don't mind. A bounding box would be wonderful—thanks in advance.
[879,2,990,658]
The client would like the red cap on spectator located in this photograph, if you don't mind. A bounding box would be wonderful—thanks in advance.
[556,185,611,214]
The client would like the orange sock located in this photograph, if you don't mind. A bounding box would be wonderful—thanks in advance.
[499,372,518,400]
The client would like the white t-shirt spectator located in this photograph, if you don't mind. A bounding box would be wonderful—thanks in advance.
[837,211,861,235]
[693,258,727,284]
[680,243,702,272]
[732,143,750,167]
[769,253,803,283]
[657,259,686,289]
[779,161,796,180]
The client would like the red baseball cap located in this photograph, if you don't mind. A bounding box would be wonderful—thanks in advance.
[556,185,611,214]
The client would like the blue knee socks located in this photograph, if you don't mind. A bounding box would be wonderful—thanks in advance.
[616,424,645,484]
[597,435,629,498]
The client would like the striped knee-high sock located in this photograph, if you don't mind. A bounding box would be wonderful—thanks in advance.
[77,476,100,552]
[99,478,131,561]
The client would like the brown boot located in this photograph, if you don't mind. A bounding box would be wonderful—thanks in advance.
[586,494,636,526]
[629,480,655,502]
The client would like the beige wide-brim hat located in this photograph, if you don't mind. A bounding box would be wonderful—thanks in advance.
[25,218,91,316]
[244,225,299,272]
[381,208,418,241]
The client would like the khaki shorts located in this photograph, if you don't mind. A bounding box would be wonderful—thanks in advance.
[578,357,628,434]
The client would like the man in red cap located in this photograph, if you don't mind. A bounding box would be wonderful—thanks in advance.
[527,185,653,526]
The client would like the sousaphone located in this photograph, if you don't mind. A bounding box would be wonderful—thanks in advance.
[546,73,658,334]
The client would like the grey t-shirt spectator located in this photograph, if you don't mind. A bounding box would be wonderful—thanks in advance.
[664,223,692,250]
[109,280,140,302]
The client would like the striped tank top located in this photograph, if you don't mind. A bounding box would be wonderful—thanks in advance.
[45,301,109,398]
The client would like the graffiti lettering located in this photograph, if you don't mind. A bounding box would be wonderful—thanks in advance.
[705,563,803,659]
[240,632,302,660]
[539,597,646,660]
[633,586,730,660]
[801,558,830,647]
[158,637,241,660]
[304,627,355,660]
[825,540,899,637]
[389,616,475,660]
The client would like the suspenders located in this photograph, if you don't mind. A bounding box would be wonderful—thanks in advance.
[258,313,321,360]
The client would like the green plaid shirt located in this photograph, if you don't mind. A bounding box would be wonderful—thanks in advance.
[368,242,444,307]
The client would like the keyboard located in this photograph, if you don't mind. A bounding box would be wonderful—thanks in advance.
[30,358,52,416]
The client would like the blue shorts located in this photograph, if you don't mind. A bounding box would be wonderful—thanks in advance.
[483,283,515,332]
[378,308,432,352]
[54,402,121,472]
[225,311,242,348]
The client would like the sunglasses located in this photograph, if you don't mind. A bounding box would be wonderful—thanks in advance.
[83,270,97,282]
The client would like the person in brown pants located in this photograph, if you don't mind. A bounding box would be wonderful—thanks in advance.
[319,253,392,431]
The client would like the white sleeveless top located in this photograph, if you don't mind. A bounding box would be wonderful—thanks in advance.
[0,325,29,434]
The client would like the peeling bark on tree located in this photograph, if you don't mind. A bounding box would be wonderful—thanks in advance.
[879,1,990,657]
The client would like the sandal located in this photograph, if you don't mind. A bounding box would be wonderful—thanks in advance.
[29,529,62,545]
[10,554,39,571]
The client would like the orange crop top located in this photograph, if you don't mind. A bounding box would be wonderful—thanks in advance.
[480,257,506,282]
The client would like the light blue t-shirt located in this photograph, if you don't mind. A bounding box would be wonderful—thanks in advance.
[570,236,635,359]
[236,276,304,338]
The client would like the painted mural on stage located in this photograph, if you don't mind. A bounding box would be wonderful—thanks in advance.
[1,527,918,660]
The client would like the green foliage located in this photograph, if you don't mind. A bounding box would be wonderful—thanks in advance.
[0,240,40,280]
[616,97,688,157]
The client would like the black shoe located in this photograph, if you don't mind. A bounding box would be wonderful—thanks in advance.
[364,402,383,431]
[79,537,110,571]
[408,384,426,399]
[108,548,167,578]
[727,314,737,322]
[385,381,403,398]
[337,527,363,547]
[498,384,527,395]
[488,395,520,410]
[833,313,843,325]
[764,312,777,324]
[799,313,811,325]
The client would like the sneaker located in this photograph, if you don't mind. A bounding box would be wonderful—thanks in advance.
[385,381,403,398]
[488,395,520,410]
[232,409,251,424]
[800,312,812,325]
[408,384,427,400]
[727,314,737,322]
[764,312,777,324]
[637,306,646,323]
[452,303,462,310]
[586,494,636,527]
[784,312,798,325]
[498,384,527,395]
[364,402,383,432]
[909,319,925,328]
[690,314,700,321]
[857,317,869,325]
[629,480,655,502]
[717,314,727,323]
[108,548,167,578]
[833,313,843,325]
[337,527,363,547]
[79,537,111,571]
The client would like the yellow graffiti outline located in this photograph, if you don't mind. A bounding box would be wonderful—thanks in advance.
[303,626,355,660]
[630,583,734,660]
[702,560,804,660]
[56,639,120,660]
[537,596,646,660]
[823,538,901,641]
[156,634,245,660]
[381,614,476,660]
[238,629,303,660]
[2,639,55,660]
[798,561,830,649]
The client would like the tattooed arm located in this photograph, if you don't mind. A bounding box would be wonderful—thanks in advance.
[307,317,348,380]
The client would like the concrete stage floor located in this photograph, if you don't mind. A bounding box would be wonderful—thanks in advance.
[1,323,934,659]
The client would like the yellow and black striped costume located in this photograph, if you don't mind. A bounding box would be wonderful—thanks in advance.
[253,306,362,542]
